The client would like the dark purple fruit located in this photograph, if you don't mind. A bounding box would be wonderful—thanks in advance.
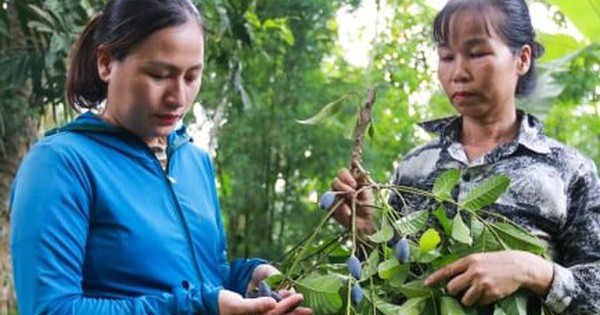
[347,255,362,280]
[394,237,410,264]
[318,191,336,210]
[271,291,301,313]
[270,291,283,302]
[258,280,272,297]
[386,230,401,248]
[350,283,363,305]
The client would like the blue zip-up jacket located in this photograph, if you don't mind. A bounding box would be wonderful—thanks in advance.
[10,112,264,314]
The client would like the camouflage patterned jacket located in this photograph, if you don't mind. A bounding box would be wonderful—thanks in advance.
[389,110,600,315]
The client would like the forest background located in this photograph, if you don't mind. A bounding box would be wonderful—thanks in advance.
[0,0,598,312]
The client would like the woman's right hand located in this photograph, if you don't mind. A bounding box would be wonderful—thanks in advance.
[330,168,376,235]
[218,289,312,315]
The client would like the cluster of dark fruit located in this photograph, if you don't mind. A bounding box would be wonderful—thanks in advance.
[246,281,283,301]
[322,191,411,306]
[345,236,410,307]
[246,281,301,313]
[346,255,364,305]
[319,191,411,264]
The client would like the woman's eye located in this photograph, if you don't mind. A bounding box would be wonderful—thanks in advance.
[148,72,168,80]
[184,75,198,83]
[439,55,454,62]
[470,52,487,58]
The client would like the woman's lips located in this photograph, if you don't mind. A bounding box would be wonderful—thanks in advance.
[155,114,181,125]
[452,91,475,103]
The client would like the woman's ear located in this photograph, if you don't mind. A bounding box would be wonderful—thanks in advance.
[516,44,532,76]
[97,45,112,82]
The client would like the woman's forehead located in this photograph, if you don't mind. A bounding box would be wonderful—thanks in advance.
[442,8,503,44]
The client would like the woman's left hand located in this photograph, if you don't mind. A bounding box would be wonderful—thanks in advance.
[424,250,554,306]
[251,264,281,286]
[247,264,313,314]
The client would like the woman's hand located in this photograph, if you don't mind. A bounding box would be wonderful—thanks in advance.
[330,168,376,235]
[230,264,312,314]
[218,289,312,315]
[424,250,554,306]
[250,264,281,289]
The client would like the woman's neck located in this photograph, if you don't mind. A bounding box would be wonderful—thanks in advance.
[98,110,165,147]
[459,110,519,162]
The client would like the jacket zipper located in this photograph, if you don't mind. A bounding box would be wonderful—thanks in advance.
[149,144,204,284]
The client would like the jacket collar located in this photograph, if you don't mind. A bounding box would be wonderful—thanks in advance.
[418,110,551,155]
[45,111,192,153]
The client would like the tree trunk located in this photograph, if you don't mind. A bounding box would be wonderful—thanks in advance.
[0,1,41,313]
[0,111,38,315]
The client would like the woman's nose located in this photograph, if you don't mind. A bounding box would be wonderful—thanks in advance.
[452,57,471,83]
[166,78,186,107]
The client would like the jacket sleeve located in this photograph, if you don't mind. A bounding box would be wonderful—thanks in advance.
[9,143,220,315]
[544,158,600,314]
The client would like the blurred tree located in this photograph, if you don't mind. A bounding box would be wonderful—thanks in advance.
[0,1,103,311]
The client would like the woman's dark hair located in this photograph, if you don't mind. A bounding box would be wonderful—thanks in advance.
[432,0,545,97]
[66,0,204,109]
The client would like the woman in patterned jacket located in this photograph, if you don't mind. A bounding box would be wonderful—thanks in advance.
[331,0,600,314]
[10,0,311,314]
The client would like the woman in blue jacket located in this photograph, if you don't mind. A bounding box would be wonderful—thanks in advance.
[9,0,312,314]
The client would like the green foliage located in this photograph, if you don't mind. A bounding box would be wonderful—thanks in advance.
[296,274,344,314]
[276,168,553,314]
[545,0,600,41]
[460,175,510,212]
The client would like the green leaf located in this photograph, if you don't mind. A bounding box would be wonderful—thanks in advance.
[546,0,600,41]
[234,64,252,109]
[396,297,428,314]
[361,293,405,315]
[413,245,442,263]
[378,258,410,287]
[434,205,453,235]
[431,252,462,270]
[295,274,343,314]
[296,94,349,125]
[368,121,376,141]
[472,225,502,253]
[362,249,380,279]
[366,223,393,244]
[28,5,58,29]
[440,296,467,315]
[470,218,485,238]
[541,304,554,315]
[451,213,472,246]
[460,175,510,212]
[433,169,461,200]
[264,273,284,287]
[493,291,528,315]
[378,257,411,285]
[397,280,437,299]
[489,222,546,254]
[538,33,586,62]
[27,21,54,33]
[393,210,429,235]
[377,258,400,279]
[419,228,441,253]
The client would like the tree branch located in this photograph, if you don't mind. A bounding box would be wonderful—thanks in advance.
[350,88,376,180]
